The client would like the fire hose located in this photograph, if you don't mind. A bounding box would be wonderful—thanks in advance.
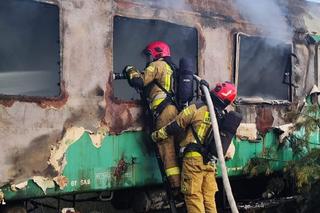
[194,75,239,213]
[114,72,238,212]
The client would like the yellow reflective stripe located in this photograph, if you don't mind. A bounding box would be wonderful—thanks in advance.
[184,151,202,158]
[182,107,191,116]
[204,112,211,124]
[165,167,180,176]
[164,64,172,91]
[164,73,170,91]
[197,123,206,141]
[146,65,155,72]
[129,71,140,80]
[150,98,165,110]
[196,112,211,141]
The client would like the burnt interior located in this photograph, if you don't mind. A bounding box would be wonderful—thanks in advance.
[0,0,60,97]
[113,16,198,101]
[236,34,292,101]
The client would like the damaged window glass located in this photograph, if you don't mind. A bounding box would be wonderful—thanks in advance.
[0,0,60,97]
[235,34,292,102]
[113,16,198,101]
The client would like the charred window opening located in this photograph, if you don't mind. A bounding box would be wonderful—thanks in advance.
[113,16,198,101]
[0,0,60,97]
[235,34,292,102]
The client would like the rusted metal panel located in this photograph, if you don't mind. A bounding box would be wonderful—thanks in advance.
[0,0,319,201]
[256,107,274,136]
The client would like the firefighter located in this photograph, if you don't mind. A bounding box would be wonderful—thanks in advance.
[151,82,241,213]
[123,41,181,191]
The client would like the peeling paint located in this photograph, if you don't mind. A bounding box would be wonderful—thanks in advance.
[310,85,320,105]
[88,127,108,148]
[32,176,55,194]
[275,123,295,143]
[11,181,28,191]
[236,123,258,141]
[0,0,319,201]
[256,107,274,136]
[48,127,86,173]
[310,85,320,95]
[53,176,68,190]
[0,189,5,205]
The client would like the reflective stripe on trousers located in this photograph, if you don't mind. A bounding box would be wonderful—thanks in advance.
[155,104,180,188]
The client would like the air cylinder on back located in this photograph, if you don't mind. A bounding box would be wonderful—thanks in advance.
[177,57,195,109]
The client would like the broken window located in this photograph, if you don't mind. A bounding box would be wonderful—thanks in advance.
[113,16,198,101]
[0,0,60,97]
[235,33,292,102]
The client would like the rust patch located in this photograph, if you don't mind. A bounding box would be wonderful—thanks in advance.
[0,81,68,109]
[0,99,14,107]
[255,107,274,136]
[53,176,68,190]
[188,0,240,23]
[113,157,128,182]
[37,81,69,109]
[103,74,143,134]
[116,0,143,10]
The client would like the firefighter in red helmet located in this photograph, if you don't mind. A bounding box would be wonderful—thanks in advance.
[123,41,181,192]
[151,81,242,213]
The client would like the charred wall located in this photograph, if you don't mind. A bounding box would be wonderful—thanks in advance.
[0,0,319,188]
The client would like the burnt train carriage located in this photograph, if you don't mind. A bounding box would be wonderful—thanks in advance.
[0,0,319,212]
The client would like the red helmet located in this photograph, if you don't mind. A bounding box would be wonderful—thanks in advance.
[210,82,237,109]
[145,41,170,61]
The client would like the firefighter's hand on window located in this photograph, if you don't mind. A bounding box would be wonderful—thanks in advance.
[151,127,168,142]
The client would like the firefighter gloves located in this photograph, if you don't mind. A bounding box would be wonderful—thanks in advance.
[151,127,168,142]
[123,65,137,79]
[123,65,142,88]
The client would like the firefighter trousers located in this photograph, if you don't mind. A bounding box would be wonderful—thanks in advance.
[181,154,218,213]
[155,104,180,189]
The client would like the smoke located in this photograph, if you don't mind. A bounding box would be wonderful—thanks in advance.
[306,0,320,3]
[234,0,292,44]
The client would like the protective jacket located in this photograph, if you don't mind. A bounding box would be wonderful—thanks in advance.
[152,101,219,213]
[127,59,180,189]
[127,59,174,111]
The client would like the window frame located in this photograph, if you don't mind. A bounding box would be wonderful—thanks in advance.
[234,32,293,105]
[112,15,199,103]
[0,0,63,101]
